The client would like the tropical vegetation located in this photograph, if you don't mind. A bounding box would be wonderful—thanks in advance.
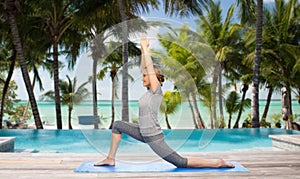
[0,0,299,130]
[160,91,181,129]
[40,75,89,129]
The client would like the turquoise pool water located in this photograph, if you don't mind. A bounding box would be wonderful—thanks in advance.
[0,128,299,153]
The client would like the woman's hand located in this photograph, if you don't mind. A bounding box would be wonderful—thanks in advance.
[140,35,149,52]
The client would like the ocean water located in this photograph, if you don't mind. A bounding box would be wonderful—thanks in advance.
[14,100,300,129]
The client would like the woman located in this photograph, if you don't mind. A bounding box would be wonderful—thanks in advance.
[94,35,234,168]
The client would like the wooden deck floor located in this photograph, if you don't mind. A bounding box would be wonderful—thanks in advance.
[0,151,300,178]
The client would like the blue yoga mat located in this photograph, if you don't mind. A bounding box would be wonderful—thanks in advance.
[74,161,249,173]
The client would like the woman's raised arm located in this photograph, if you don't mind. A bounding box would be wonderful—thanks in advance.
[140,35,159,92]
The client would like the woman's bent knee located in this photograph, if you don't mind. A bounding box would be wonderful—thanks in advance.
[112,121,122,134]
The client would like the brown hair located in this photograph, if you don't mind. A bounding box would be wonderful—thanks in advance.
[153,65,165,86]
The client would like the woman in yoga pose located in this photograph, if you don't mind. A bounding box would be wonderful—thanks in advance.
[94,35,234,168]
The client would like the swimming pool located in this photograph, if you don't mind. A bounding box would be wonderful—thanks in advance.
[0,128,299,153]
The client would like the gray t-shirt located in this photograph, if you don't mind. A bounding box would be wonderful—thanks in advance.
[138,85,163,136]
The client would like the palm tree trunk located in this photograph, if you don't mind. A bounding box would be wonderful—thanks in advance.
[218,65,225,128]
[118,0,129,122]
[68,104,73,129]
[22,73,37,121]
[209,106,214,129]
[165,113,171,129]
[261,86,273,120]
[228,114,232,129]
[297,89,300,104]
[7,10,43,129]
[188,96,199,129]
[212,66,218,128]
[92,57,99,129]
[234,84,248,128]
[0,49,16,129]
[53,41,62,129]
[192,93,205,128]
[19,73,37,129]
[251,0,263,128]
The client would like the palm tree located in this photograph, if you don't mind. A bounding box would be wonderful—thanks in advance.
[41,75,89,129]
[97,41,141,129]
[82,1,154,128]
[251,0,263,128]
[233,83,250,128]
[236,0,262,128]
[0,6,14,128]
[0,0,52,129]
[79,0,123,129]
[90,34,108,129]
[223,30,253,129]
[117,0,129,122]
[0,42,16,129]
[185,92,198,128]
[19,6,53,125]
[115,0,158,122]
[60,76,89,129]
[242,0,300,126]
[156,25,209,128]
[32,0,88,129]
[79,1,157,127]
[116,0,208,122]
[236,0,256,26]
[163,0,208,17]
[263,0,300,121]
[223,42,253,129]
[198,83,214,128]
[159,91,181,129]
[225,91,251,128]
[2,0,43,129]
[225,91,240,128]
[195,1,239,128]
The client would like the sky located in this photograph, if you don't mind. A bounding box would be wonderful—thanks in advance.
[11,0,287,101]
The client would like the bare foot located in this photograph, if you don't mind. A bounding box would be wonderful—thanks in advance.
[94,157,115,167]
[217,158,235,168]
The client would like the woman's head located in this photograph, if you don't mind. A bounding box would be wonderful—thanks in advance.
[142,65,165,88]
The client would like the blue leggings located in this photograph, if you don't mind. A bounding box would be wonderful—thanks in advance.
[112,120,188,168]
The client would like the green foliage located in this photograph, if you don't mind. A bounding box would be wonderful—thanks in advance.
[260,118,271,128]
[225,91,251,128]
[159,91,181,129]
[0,75,29,123]
[215,119,226,129]
[160,91,181,115]
[41,75,90,105]
[6,105,32,123]
[242,113,252,128]
[273,119,282,128]
[40,75,89,129]
[156,25,208,95]
[225,91,240,115]
[270,113,282,128]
